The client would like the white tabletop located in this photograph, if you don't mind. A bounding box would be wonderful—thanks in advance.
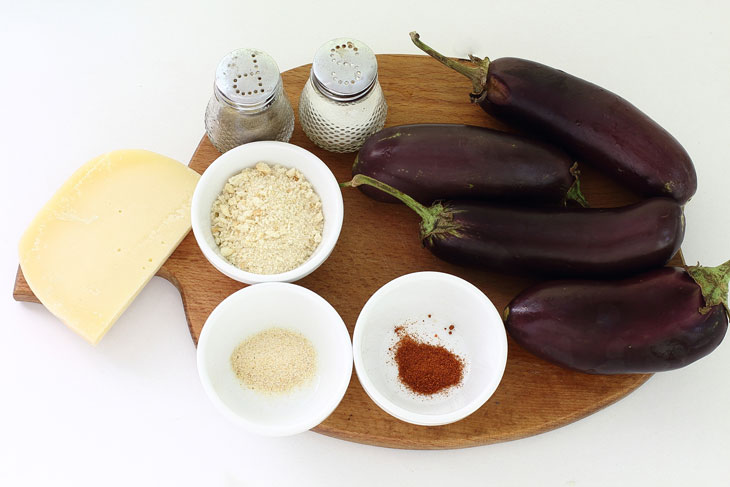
[2,1,729,485]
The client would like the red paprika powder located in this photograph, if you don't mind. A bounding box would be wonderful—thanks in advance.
[393,330,464,395]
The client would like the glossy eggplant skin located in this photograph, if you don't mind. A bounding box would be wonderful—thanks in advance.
[478,58,697,204]
[424,197,684,278]
[504,267,728,374]
[353,124,576,205]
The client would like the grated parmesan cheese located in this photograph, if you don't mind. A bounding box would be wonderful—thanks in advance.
[211,162,324,274]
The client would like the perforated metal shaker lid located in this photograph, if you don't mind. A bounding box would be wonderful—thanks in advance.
[213,48,281,110]
[311,38,378,102]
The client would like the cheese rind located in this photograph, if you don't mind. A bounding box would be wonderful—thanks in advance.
[18,150,200,344]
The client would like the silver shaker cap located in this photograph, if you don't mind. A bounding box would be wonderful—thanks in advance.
[311,38,378,102]
[214,48,281,110]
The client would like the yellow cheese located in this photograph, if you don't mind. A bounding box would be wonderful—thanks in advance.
[18,150,200,344]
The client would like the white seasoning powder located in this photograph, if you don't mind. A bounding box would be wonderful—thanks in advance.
[211,162,324,274]
[230,327,317,395]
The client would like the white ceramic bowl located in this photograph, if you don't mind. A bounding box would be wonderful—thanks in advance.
[196,282,353,437]
[191,141,344,284]
[353,272,507,426]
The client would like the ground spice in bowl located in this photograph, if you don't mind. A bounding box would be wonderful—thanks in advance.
[230,327,317,395]
[392,326,464,395]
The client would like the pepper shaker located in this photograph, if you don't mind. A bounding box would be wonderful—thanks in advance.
[205,49,295,153]
[299,38,387,153]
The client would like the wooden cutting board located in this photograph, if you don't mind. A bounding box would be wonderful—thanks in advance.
[14,54,682,449]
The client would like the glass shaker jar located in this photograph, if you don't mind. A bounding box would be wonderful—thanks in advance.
[205,48,295,153]
[299,38,387,153]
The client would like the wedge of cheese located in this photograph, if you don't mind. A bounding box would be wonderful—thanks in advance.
[18,150,200,344]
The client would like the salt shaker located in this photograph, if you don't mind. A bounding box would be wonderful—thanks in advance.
[299,38,387,153]
[205,49,295,153]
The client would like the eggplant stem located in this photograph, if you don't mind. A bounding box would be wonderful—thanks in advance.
[344,174,435,220]
[687,259,730,317]
[409,31,489,96]
[343,174,448,237]
[566,163,590,208]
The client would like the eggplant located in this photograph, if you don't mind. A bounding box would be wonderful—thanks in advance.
[354,124,587,206]
[410,32,698,204]
[504,261,730,374]
[345,175,684,278]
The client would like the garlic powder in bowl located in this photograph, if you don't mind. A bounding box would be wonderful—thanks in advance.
[211,162,323,275]
[230,327,317,395]
[196,282,353,437]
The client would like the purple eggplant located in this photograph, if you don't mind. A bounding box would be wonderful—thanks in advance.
[354,124,587,206]
[504,261,730,374]
[344,175,684,278]
[410,32,698,204]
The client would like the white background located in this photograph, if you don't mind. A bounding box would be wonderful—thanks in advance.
[2,1,729,485]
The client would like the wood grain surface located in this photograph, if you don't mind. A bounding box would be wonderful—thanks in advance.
[14,54,684,449]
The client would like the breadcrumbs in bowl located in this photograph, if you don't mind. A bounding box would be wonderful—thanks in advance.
[192,141,344,284]
[210,162,324,275]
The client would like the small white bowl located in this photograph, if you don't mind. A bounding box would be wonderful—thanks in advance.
[191,141,344,284]
[353,272,507,426]
[196,282,353,437]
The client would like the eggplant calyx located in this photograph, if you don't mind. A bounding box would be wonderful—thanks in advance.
[420,202,463,245]
[687,259,730,317]
[566,163,590,208]
[409,31,490,98]
[343,174,457,240]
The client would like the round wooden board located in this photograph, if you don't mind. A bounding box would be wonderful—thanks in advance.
[181,54,668,448]
[15,54,683,449]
